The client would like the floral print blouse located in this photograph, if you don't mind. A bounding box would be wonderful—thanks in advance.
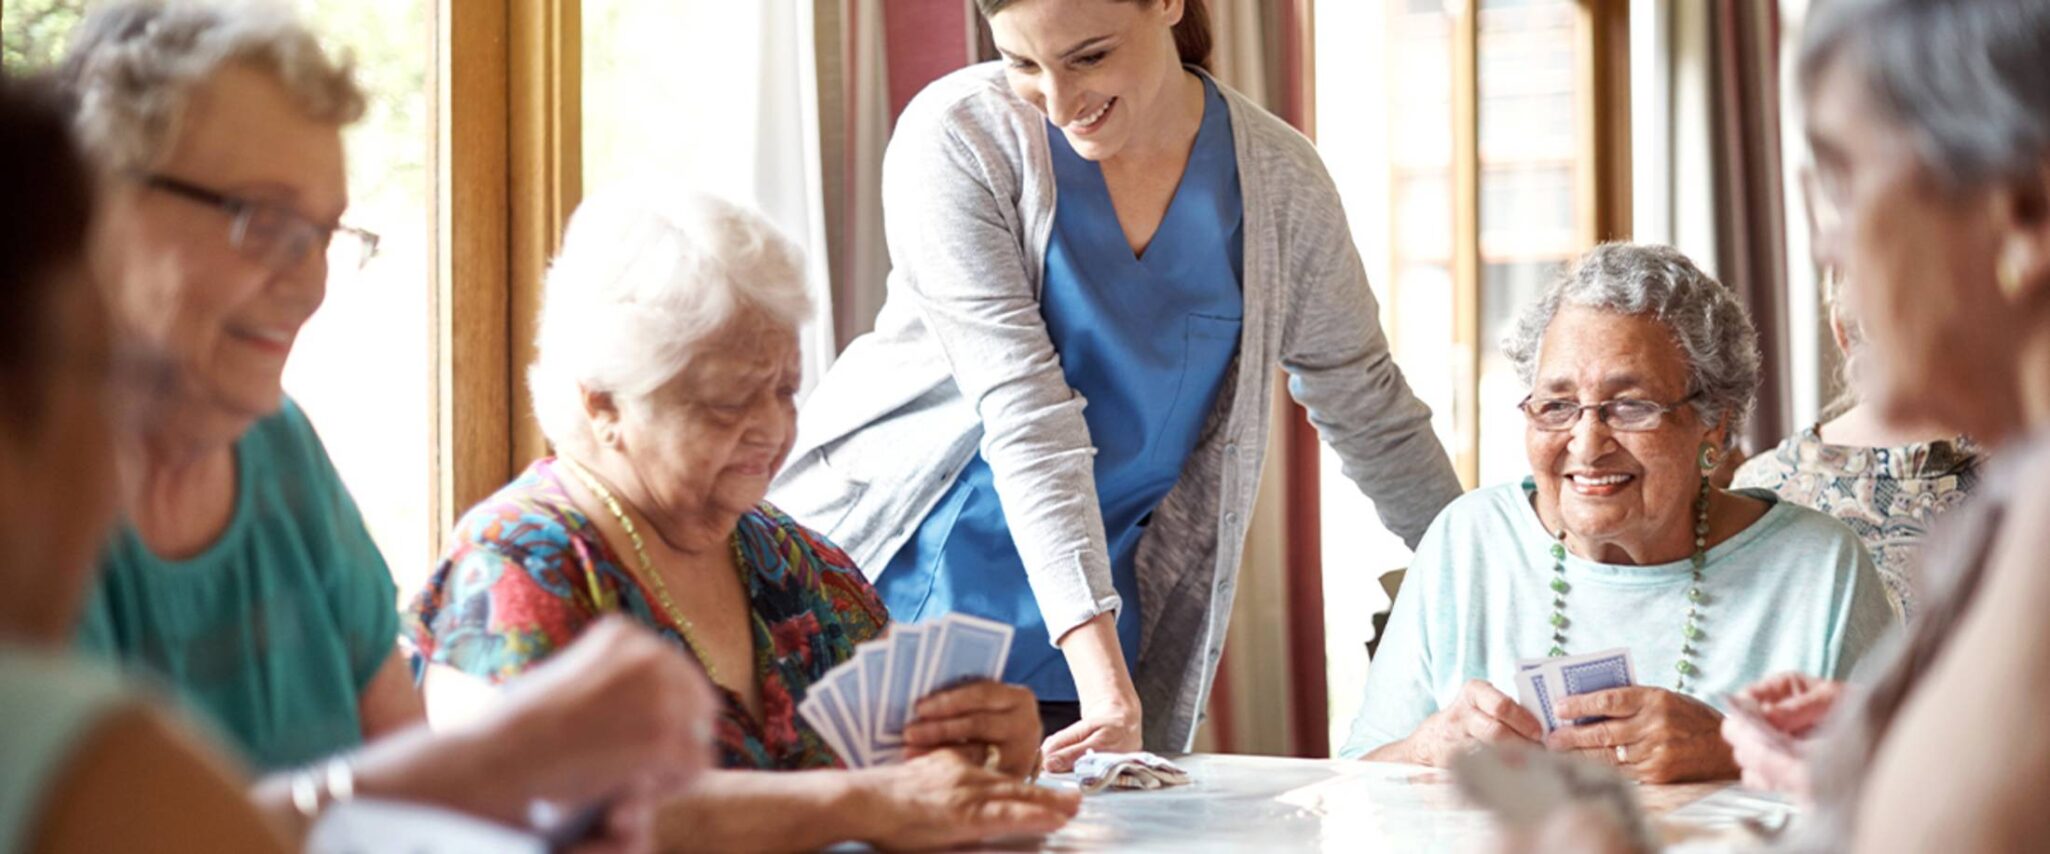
[1732,426,1981,620]
[404,458,889,770]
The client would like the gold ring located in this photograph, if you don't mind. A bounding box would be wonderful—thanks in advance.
[985,745,1004,772]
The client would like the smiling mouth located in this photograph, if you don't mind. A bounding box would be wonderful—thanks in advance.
[1069,97,1116,133]
[1566,473,1636,495]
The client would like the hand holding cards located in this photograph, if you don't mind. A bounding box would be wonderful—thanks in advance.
[1516,648,1637,734]
[799,613,1014,768]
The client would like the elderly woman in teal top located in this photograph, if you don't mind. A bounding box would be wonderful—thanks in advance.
[1341,243,1895,784]
[59,2,716,841]
[772,0,1463,770]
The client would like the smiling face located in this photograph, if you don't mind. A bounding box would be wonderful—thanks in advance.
[97,62,348,440]
[1805,54,2029,441]
[608,309,802,551]
[1526,306,1724,565]
[987,0,1188,162]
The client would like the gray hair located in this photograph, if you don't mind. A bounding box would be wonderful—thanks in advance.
[528,188,814,449]
[1502,243,1762,447]
[58,0,365,173]
[1799,0,2050,193]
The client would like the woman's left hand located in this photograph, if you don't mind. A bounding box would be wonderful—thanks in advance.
[902,681,1044,779]
[1543,687,1738,784]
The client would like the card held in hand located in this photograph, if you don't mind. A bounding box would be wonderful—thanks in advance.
[799,613,1015,767]
[1514,648,1636,734]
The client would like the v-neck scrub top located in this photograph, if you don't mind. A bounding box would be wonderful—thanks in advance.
[876,78,1243,700]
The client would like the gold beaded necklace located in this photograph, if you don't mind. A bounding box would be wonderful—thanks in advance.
[559,455,744,685]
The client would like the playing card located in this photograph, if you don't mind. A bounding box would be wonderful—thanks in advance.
[875,626,928,745]
[1515,648,1635,734]
[916,613,1013,698]
[1515,666,1563,733]
[853,644,889,746]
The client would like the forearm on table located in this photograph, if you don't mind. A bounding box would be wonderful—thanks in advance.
[250,720,524,838]
[657,770,867,852]
[1360,737,1422,765]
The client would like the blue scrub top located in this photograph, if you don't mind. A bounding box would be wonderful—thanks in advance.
[877,77,1243,701]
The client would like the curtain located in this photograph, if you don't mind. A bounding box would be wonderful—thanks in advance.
[1644,0,1797,450]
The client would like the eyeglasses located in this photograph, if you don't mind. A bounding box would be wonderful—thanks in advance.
[1519,393,1701,432]
[138,173,380,273]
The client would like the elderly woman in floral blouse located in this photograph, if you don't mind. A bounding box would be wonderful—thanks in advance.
[405,189,1078,851]
[1732,252,1979,621]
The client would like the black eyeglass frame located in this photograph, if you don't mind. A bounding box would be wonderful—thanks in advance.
[137,173,380,272]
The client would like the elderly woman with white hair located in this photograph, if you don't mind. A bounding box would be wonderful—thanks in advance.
[62,1,718,843]
[1340,242,1893,783]
[404,188,1080,851]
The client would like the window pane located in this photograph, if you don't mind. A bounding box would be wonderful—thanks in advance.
[283,0,436,596]
[1312,0,1456,751]
[1477,0,1585,486]
[583,0,834,394]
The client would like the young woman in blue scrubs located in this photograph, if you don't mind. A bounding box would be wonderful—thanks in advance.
[772,0,1464,771]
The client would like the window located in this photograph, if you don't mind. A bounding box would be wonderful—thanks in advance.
[283,0,436,594]
[582,0,837,395]
[1313,0,1616,749]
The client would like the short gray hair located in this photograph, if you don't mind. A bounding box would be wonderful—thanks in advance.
[58,0,365,173]
[1502,243,1762,447]
[1799,0,2050,193]
[529,188,814,449]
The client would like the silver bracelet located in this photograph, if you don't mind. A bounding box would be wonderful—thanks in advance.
[288,757,356,820]
[324,757,355,805]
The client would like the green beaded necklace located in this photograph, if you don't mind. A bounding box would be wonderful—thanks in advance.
[1545,476,1712,693]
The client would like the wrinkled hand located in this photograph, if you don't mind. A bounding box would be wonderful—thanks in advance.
[1720,673,1843,797]
[903,680,1043,778]
[1399,680,1544,767]
[851,752,1081,850]
[485,618,717,805]
[1545,687,1736,784]
[560,779,661,854]
[1740,672,1844,735]
[1041,692,1142,773]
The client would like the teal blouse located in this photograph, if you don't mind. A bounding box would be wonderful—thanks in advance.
[74,398,398,770]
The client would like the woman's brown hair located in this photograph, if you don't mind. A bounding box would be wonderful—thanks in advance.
[976,0,1213,71]
[0,76,97,430]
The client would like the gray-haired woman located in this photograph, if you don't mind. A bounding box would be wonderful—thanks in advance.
[62,2,714,843]
[1713,0,2050,849]
[1342,242,1893,784]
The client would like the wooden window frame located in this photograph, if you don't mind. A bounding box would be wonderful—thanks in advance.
[1442,0,1631,490]
[432,0,581,556]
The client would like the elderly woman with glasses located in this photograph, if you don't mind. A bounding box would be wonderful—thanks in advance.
[62,2,720,842]
[1339,242,1893,784]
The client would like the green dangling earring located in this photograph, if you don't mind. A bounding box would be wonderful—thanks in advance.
[1698,442,1718,472]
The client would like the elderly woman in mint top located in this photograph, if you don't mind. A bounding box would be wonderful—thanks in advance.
[771,0,1462,769]
[1341,243,1893,784]
[61,2,718,842]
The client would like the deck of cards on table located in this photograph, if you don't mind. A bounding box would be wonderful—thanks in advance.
[1515,648,1638,734]
[799,613,1014,767]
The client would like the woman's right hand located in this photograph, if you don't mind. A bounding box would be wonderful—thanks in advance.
[847,752,1080,850]
[1721,672,1843,797]
[482,618,717,806]
[1385,680,1544,767]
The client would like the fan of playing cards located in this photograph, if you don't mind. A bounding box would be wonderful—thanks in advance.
[799,613,1015,768]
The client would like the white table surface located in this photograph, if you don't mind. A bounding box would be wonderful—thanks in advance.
[1007,753,1793,853]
